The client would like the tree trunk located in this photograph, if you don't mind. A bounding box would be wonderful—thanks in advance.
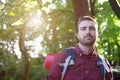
[90,0,96,16]
[109,0,120,19]
[19,29,29,80]
[72,0,91,30]
[72,0,92,42]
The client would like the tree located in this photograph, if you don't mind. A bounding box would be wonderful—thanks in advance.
[0,0,45,80]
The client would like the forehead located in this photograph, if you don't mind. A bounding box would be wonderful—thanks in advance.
[78,20,97,28]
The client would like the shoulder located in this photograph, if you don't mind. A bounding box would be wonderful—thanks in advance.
[98,55,110,65]
[53,50,66,63]
[98,55,112,72]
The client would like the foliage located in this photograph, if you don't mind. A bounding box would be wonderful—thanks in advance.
[29,57,48,80]
[0,48,18,80]
[95,1,120,65]
[41,0,76,53]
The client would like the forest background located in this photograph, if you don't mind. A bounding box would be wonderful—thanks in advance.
[0,0,120,80]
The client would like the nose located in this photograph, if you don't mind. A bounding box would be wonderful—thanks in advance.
[86,28,90,34]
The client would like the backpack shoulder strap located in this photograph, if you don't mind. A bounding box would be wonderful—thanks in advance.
[66,47,75,65]
[59,47,75,80]
[97,55,106,80]
[97,55,111,80]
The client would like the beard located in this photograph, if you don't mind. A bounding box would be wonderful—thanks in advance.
[78,35,96,46]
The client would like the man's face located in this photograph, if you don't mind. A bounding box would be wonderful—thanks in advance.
[77,20,98,46]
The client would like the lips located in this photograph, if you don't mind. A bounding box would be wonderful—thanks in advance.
[85,36,92,40]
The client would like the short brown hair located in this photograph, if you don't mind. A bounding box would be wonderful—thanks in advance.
[77,16,97,24]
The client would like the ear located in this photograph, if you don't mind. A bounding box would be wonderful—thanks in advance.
[76,33,79,39]
[76,33,79,43]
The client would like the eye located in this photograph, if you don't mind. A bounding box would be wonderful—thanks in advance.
[90,26,95,31]
[80,27,86,30]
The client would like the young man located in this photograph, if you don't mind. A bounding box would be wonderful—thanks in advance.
[46,16,113,80]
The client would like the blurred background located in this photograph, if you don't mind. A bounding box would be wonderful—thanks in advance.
[0,0,120,80]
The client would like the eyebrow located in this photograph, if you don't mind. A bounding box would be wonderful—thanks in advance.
[79,26,96,30]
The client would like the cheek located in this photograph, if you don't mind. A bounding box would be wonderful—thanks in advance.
[77,34,83,39]
[91,31,96,36]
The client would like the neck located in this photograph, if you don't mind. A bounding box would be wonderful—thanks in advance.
[78,43,95,55]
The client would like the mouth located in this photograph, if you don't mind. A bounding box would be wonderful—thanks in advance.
[85,36,92,40]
